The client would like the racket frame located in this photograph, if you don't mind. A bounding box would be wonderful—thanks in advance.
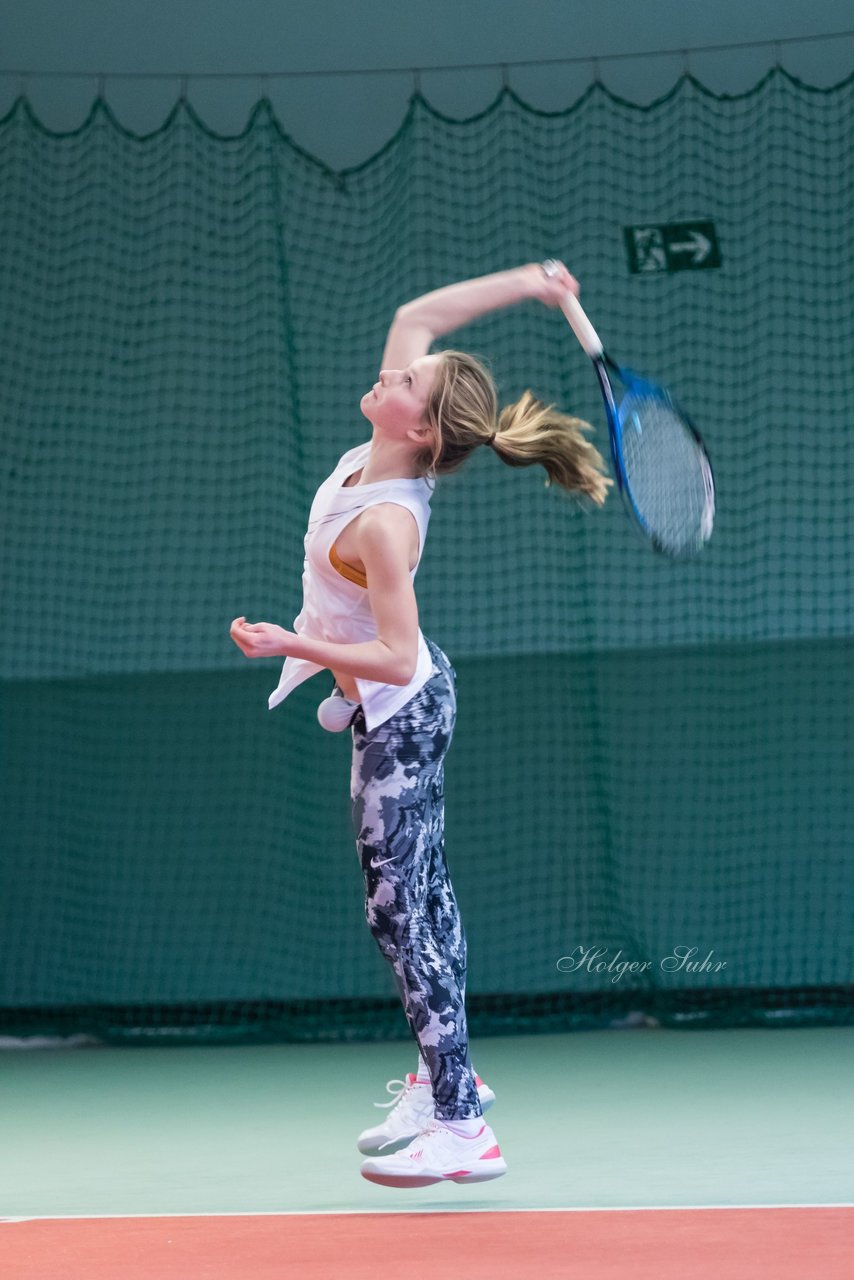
[558,292,715,557]
[598,354,715,556]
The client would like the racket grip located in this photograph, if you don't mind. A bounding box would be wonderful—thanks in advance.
[558,293,604,358]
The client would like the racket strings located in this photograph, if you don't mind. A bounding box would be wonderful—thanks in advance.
[618,395,714,556]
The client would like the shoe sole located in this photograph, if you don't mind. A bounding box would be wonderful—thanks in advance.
[357,1087,495,1156]
[361,1158,508,1188]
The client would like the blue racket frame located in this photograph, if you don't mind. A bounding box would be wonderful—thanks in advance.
[593,353,715,558]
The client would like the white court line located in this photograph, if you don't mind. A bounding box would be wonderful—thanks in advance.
[2,1203,852,1222]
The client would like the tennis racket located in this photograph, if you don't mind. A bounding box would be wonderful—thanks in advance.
[557,288,715,558]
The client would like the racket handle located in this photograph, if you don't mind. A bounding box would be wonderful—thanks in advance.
[558,292,604,359]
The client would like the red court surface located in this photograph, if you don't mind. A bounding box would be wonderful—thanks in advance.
[4,1206,852,1279]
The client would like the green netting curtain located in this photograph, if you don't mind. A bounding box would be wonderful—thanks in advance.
[1,68,852,1044]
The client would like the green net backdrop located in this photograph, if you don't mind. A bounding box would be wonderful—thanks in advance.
[1,69,852,1044]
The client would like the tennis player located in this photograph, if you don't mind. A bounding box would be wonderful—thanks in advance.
[229,260,611,1188]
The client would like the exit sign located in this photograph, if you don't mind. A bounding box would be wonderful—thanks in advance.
[624,221,721,274]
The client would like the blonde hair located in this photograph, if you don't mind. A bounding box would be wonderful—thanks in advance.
[416,349,612,506]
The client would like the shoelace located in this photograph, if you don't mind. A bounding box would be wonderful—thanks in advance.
[374,1077,417,1110]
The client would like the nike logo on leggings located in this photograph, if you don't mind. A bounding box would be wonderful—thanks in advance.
[370,854,400,868]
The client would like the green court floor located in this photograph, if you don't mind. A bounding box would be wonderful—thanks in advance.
[1,1028,851,1217]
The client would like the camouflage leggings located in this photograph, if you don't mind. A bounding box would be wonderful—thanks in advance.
[349,637,481,1121]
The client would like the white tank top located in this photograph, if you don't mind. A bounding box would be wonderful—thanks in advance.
[268,440,436,732]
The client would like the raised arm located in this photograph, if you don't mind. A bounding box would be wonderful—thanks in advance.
[381,261,579,369]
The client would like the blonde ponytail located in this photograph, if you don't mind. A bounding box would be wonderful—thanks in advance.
[418,350,612,506]
[495,390,613,507]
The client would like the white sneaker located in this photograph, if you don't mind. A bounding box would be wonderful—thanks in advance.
[357,1072,496,1156]
[317,688,360,732]
[360,1118,507,1188]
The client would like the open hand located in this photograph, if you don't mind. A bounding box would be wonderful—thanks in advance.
[229,616,293,659]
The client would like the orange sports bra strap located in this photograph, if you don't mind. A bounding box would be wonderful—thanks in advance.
[329,539,367,589]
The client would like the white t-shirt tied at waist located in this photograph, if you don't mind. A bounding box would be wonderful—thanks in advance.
[268,440,436,733]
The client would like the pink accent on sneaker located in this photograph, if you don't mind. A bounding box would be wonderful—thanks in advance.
[443,1170,471,1178]
[481,1144,502,1159]
[475,1075,483,1086]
